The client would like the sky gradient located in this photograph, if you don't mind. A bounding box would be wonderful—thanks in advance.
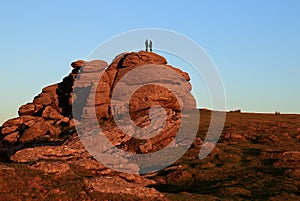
[1,0,300,125]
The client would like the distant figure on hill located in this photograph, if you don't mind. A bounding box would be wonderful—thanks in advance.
[149,40,153,52]
[145,39,149,51]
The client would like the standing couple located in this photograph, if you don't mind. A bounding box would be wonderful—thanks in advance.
[145,39,152,52]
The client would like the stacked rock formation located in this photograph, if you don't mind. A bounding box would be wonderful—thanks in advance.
[72,51,196,154]
[0,51,196,200]
[1,74,74,146]
[0,50,195,163]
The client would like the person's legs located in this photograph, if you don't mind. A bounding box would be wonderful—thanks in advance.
[149,40,152,52]
[145,40,148,51]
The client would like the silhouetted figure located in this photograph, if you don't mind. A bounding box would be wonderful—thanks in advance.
[149,40,153,52]
[145,39,149,51]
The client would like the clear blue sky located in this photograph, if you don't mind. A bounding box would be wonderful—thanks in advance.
[1,0,300,124]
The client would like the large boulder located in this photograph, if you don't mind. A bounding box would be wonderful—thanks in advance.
[73,51,196,154]
[19,120,61,143]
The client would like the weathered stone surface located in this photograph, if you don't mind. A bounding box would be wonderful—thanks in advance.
[71,51,196,154]
[71,59,85,68]
[29,161,70,175]
[128,84,181,112]
[42,83,58,93]
[95,72,112,90]
[23,116,44,127]
[84,176,166,200]
[85,91,111,107]
[18,103,36,115]
[93,51,195,121]
[70,158,107,171]
[82,104,110,119]
[33,93,53,106]
[76,71,100,82]
[224,133,247,142]
[19,121,60,143]
[55,117,70,126]
[3,132,19,143]
[41,105,64,120]
[80,60,108,73]
[121,51,167,67]
[166,64,190,81]
[1,125,18,135]
[2,115,36,127]
[139,141,153,153]
[10,145,87,162]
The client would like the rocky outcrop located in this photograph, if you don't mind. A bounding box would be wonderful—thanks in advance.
[0,51,196,200]
[0,51,196,161]
[72,51,196,154]
[1,74,75,146]
[84,176,166,200]
[0,53,194,154]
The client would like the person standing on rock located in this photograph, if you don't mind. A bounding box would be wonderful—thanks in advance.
[145,39,149,51]
[149,40,153,52]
